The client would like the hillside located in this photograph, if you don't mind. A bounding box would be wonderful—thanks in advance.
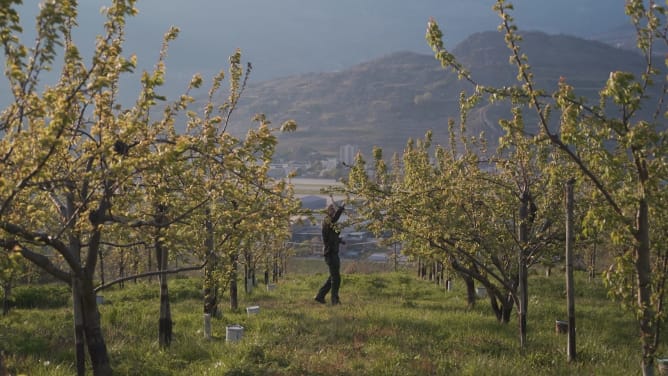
[220,31,647,160]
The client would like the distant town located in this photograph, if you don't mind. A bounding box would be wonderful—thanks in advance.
[268,144,360,180]
[280,144,405,265]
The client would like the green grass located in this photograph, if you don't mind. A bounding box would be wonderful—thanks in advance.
[0,265,654,375]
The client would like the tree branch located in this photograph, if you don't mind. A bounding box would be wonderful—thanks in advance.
[94,262,206,292]
[0,241,71,283]
[0,221,82,276]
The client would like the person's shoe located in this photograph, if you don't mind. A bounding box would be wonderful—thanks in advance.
[331,297,340,305]
[314,296,326,304]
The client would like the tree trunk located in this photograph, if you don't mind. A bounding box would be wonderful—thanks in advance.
[272,253,280,282]
[133,253,140,284]
[72,279,86,376]
[73,276,112,376]
[243,249,256,294]
[98,248,105,286]
[518,190,530,348]
[203,263,218,317]
[203,213,218,317]
[147,247,153,282]
[157,242,172,348]
[416,258,420,278]
[281,250,287,278]
[244,255,251,294]
[501,292,514,324]
[588,242,596,283]
[202,251,219,318]
[565,178,576,361]
[0,349,6,376]
[489,289,503,322]
[462,273,476,309]
[588,229,598,283]
[636,198,655,376]
[118,250,125,289]
[488,287,514,324]
[230,254,239,311]
[64,192,112,376]
[2,280,11,315]
[80,278,112,376]
[439,262,445,286]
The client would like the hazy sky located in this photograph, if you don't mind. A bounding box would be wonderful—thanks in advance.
[12,1,629,100]
[115,0,628,79]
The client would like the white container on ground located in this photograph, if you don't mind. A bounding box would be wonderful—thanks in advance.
[203,313,212,339]
[226,324,244,342]
[657,358,668,375]
[555,320,568,334]
[476,287,487,298]
[246,305,260,315]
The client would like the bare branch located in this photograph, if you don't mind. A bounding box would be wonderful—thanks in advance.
[94,262,206,292]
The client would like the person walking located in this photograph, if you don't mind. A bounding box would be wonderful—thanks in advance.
[315,202,345,305]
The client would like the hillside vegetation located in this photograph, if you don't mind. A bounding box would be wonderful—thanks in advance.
[1,264,642,375]
[222,31,648,160]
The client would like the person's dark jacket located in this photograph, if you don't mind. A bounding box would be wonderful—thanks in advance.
[322,206,345,256]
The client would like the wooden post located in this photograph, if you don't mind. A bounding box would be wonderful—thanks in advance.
[588,232,597,283]
[518,189,530,348]
[156,204,172,348]
[157,242,172,348]
[203,210,220,318]
[230,253,239,310]
[565,178,577,361]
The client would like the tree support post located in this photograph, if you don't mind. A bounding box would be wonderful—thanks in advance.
[565,178,576,361]
[518,190,530,348]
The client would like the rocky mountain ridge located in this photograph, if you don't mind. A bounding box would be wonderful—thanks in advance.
[220,30,649,160]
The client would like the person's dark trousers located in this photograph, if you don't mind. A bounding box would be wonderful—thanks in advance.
[316,253,341,304]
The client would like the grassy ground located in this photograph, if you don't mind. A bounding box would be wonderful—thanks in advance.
[0,260,652,375]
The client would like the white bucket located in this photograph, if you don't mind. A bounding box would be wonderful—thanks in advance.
[658,358,668,375]
[555,320,568,334]
[476,287,487,298]
[226,324,244,342]
[246,305,260,315]
[203,314,212,339]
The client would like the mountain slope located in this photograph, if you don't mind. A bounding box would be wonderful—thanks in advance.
[222,31,648,160]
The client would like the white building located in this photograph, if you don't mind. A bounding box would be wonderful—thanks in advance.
[339,144,359,166]
[322,158,338,170]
